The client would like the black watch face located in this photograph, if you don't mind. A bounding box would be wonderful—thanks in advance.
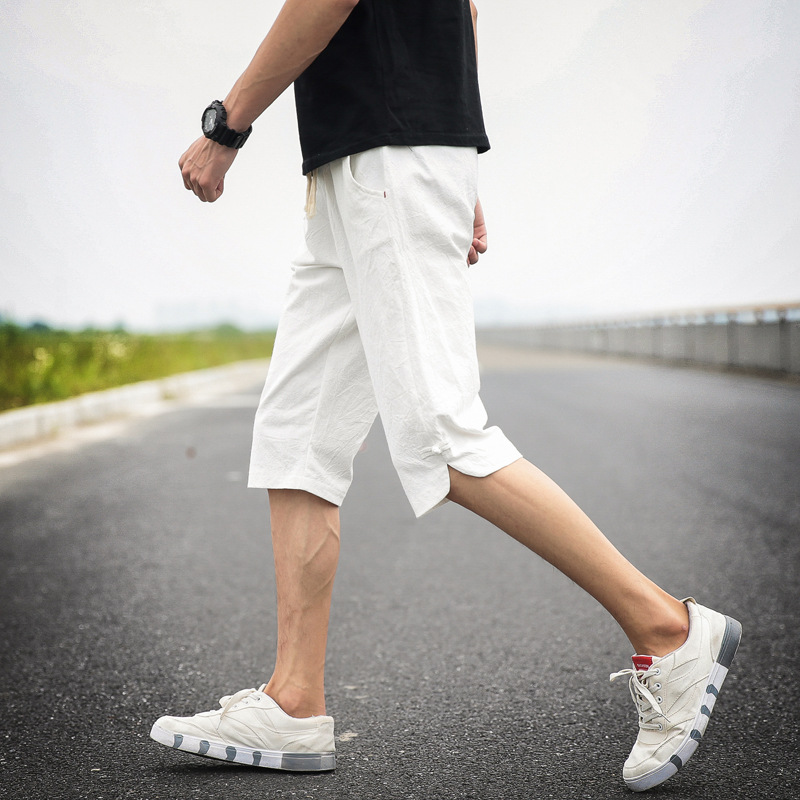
[202,108,217,134]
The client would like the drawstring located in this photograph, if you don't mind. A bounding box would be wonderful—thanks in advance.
[304,170,318,218]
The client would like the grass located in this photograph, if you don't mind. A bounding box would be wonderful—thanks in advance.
[0,322,274,412]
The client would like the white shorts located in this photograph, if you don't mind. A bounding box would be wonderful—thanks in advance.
[248,146,521,517]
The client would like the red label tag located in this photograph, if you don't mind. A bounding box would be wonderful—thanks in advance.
[632,655,654,672]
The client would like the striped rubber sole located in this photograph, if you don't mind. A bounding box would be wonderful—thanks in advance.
[149,723,336,772]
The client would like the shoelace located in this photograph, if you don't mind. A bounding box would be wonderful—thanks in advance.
[609,665,670,731]
[218,687,260,719]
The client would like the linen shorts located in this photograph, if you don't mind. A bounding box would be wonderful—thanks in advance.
[248,145,521,517]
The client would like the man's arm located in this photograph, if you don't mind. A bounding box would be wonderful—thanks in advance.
[470,0,479,64]
[180,0,359,203]
[468,1,487,266]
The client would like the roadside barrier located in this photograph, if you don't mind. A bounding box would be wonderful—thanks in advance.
[478,303,800,375]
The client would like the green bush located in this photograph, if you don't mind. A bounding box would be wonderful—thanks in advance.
[0,322,274,412]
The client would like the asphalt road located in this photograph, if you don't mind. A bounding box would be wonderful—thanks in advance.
[1,347,798,800]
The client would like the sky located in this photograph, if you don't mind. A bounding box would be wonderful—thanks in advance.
[1,0,799,330]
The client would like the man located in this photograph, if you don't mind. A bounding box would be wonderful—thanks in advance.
[151,0,741,791]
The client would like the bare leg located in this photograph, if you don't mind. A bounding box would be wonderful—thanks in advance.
[263,489,340,717]
[447,459,689,656]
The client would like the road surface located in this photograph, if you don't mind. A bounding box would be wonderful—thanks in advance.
[1,346,798,799]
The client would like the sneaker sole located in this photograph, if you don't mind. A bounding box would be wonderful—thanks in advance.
[625,613,742,792]
[149,722,336,772]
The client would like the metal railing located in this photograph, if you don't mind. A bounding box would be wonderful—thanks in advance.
[478,302,800,375]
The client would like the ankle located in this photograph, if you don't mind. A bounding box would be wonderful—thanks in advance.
[628,599,690,657]
[263,680,327,718]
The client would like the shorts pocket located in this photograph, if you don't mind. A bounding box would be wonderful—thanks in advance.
[344,152,386,198]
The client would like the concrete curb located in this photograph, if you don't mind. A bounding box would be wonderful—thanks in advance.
[0,359,269,451]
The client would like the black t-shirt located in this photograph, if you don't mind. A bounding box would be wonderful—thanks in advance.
[293,0,489,174]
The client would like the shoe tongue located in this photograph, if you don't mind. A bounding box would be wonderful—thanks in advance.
[632,655,654,671]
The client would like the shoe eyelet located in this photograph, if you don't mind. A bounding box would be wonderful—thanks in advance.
[657,724,663,731]
[656,696,663,704]
[655,683,662,690]
[654,668,661,676]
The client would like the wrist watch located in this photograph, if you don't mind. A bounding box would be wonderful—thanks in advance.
[201,100,252,149]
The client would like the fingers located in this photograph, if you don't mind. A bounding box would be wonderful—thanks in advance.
[180,152,200,196]
[179,156,210,201]
[193,180,223,203]
[178,152,192,191]
[472,197,488,263]
[467,237,486,266]
[179,163,224,203]
[192,174,214,203]
[180,168,221,202]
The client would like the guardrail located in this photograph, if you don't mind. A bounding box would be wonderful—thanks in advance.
[477,302,800,375]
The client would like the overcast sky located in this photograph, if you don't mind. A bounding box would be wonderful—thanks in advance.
[2,0,799,330]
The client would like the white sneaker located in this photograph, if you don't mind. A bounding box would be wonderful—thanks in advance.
[610,598,741,792]
[150,685,335,771]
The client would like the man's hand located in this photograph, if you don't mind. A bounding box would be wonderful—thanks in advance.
[179,136,239,203]
[468,197,488,265]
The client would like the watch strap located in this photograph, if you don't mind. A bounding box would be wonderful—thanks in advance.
[208,124,252,149]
